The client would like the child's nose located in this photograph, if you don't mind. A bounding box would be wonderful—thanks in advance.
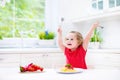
[68,39,72,42]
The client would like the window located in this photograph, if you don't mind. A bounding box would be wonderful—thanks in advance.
[109,0,120,8]
[116,0,120,6]
[91,0,120,11]
[0,0,45,38]
[98,0,103,10]
[0,0,47,48]
[91,0,103,10]
[109,0,115,8]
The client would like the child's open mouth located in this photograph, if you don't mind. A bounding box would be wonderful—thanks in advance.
[67,44,72,46]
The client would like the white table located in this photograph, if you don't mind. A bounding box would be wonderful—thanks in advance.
[0,67,120,80]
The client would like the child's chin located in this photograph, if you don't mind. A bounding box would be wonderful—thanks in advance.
[66,46,73,49]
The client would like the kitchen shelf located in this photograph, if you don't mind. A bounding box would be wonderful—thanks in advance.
[71,10,120,23]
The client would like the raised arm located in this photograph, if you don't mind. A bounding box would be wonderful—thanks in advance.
[57,26,65,52]
[83,22,99,50]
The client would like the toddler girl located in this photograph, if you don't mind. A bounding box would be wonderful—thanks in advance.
[57,22,99,69]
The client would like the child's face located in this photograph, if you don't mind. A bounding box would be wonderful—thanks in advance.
[65,33,79,50]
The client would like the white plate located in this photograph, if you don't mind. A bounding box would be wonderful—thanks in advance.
[56,68,83,74]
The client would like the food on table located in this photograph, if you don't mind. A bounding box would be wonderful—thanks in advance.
[20,63,44,72]
[61,64,76,72]
[20,66,27,72]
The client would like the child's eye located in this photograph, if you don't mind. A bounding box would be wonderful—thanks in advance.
[66,38,69,40]
[71,39,73,40]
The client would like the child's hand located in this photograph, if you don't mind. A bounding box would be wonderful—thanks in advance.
[58,25,62,34]
[92,22,99,28]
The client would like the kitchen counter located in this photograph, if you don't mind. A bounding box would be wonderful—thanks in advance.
[0,48,120,54]
[0,67,120,80]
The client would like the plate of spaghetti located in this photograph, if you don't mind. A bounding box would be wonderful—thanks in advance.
[56,64,83,74]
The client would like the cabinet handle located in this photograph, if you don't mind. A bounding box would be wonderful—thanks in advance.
[42,54,45,57]
[42,54,48,57]
[0,58,3,61]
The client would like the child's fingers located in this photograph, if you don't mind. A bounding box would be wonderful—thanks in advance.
[94,21,99,25]
[58,28,60,32]
[58,26,62,32]
[93,22,99,28]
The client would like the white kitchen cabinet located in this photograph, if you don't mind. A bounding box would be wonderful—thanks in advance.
[20,50,120,69]
[58,0,91,22]
[20,52,66,68]
[0,48,66,68]
[86,51,120,69]
[0,48,120,69]
[59,0,120,24]
[0,52,66,68]
[0,54,20,67]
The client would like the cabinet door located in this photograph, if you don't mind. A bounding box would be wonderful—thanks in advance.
[20,52,66,68]
[0,54,20,67]
[46,53,66,68]
[86,52,120,69]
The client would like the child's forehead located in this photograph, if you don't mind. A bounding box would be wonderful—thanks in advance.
[66,33,76,38]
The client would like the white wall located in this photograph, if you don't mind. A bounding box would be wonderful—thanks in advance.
[100,18,120,48]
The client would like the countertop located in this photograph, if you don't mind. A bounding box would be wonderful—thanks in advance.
[0,48,120,54]
[0,67,120,80]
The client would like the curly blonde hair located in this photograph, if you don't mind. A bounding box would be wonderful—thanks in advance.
[69,31,83,46]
